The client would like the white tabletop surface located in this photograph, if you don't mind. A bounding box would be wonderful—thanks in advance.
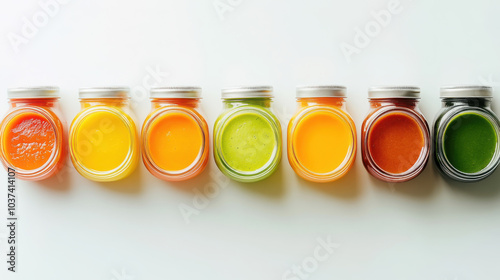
[1,0,500,279]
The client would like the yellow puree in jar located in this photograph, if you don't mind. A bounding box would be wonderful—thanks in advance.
[73,110,137,180]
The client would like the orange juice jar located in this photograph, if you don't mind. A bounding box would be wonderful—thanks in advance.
[288,86,356,182]
[0,87,66,180]
[142,87,209,181]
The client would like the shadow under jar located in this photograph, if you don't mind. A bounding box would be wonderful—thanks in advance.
[142,87,209,181]
[213,86,282,183]
[0,86,66,181]
[434,85,500,182]
[362,86,430,183]
[69,87,139,182]
[288,86,356,183]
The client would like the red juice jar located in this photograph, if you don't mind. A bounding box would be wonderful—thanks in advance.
[361,86,430,183]
[0,87,66,181]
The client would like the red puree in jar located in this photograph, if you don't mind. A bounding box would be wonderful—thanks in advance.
[4,112,56,170]
[368,112,424,174]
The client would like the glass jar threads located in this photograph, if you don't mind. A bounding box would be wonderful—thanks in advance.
[288,86,356,182]
[434,86,500,182]
[0,86,66,181]
[213,86,282,182]
[362,86,430,183]
[69,87,139,182]
[142,87,209,181]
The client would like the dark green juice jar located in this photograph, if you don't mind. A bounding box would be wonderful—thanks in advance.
[434,86,500,182]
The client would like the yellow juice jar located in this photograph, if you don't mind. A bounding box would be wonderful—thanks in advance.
[288,86,357,182]
[69,87,139,182]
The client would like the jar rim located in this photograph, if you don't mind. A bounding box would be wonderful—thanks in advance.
[0,107,64,180]
[289,107,356,182]
[69,106,137,181]
[142,107,208,180]
[363,108,430,182]
[214,107,281,182]
[436,108,500,181]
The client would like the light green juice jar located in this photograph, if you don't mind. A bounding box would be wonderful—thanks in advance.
[214,86,282,182]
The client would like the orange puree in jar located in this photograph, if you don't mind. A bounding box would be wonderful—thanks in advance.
[4,112,55,170]
[368,112,424,174]
[142,87,209,182]
[147,112,203,172]
[287,86,356,183]
[293,111,353,174]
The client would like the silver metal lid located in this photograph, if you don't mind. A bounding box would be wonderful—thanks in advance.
[296,85,346,98]
[368,86,420,99]
[150,86,201,99]
[79,87,130,99]
[7,86,59,99]
[221,86,273,99]
[440,85,492,98]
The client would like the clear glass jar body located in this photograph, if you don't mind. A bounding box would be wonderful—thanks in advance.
[0,98,66,180]
[69,98,139,182]
[142,98,209,181]
[362,98,430,182]
[214,98,282,182]
[288,97,356,182]
[434,98,500,182]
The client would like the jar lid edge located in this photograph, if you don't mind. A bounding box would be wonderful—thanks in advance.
[296,85,346,98]
[368,86,420,99]
[79,86,130,99]
[440,85,492,98]
[221,86,273,99]
[7,86,60,99]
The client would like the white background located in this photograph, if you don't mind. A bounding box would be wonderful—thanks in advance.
[1,0,500,279]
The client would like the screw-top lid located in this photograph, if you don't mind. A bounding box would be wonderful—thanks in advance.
[79,87,130,99]
[440,85,492,98]
[8,86,60,99]
[368,86,420,99]
[150,86,201,99]
[296,85,346,98]
[221,86,273,99]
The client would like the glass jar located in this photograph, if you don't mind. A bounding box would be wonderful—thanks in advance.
[288,86,356,182]
[214,86,282,182]
[434,85,500,182]
[69,87,139,182]
[362,86,430,183]
[0,86,66,181]
[142,87,209,181]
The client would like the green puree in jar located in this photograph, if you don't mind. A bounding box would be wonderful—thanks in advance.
[221,112,276,172]
[444,112,498,173]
